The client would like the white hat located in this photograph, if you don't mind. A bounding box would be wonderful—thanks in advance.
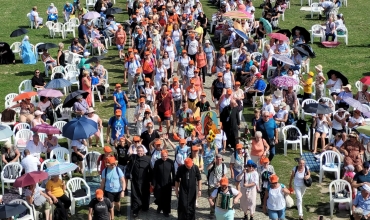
[46,159,60,168]
[205,39,210,44]
[279,102,287,108]
[87,107,95,114]
[337,108,346,112]
[50,3,54,7]
[34,110,44,116]
[83,51,90,57]
[362,184,370,193]
[274,90,282,97]
[3,141,12,149]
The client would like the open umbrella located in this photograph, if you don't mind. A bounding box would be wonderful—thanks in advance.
[45,163,78,176]
[0,125,13,140]
[223,11,251,19]
[45,79,72,89]
[259,18,272,34]
[272,54,294,66]
[343,97,369,113]
[62,90,89,108]
[276,29,292,39]
[355,125,370,136]
[238,10,252,18]
[360,77,370,85]
[106,7,123,15]
[234,29,249,41]
[14,171,48,187]
[291,26,310,43]
[303,103,333,114]
[32,124,62,135]
[62,117,98,140]
[327,70,349,86]
[84,56,105,64]
[271,76,298,87]
[38,43,58,50]
[268,33,289,41]
[293,46,309,56]
[0,204,27,218]
[13,91,37,102]
[37,89,64,97]
[83,11,101,20]
[10,28,28,38]
[297,43,316,58]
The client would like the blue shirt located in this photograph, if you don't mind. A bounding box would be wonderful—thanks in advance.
[353,193,370,215]
[64,4,73,13]
[108,116,128,140]
[277,43,289,53]
[91,76,99,85]
[243,60,254,72]
[255,118,278,140]
[78,24,88,39]
[254,79,267,92]
[102,167,124,192]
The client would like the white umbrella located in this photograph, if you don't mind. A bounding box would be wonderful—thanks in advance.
[45,163,78,176]
[83,11,101,20]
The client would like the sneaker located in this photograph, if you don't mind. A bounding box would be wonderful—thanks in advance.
[103,49,108,54]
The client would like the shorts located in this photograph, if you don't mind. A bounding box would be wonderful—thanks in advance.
[104,190,122,203]
[330,92,339,96]
[71,151,86,163]
[158,111,171,121]
[35,202,50,212]
[117,44,124,50]
[315,130,328,136]
[268,208,286,219]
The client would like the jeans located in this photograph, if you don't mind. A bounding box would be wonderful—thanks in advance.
[325,33,336,41]
[268,208,286,220]
[269,145,276,161]
[294,185,307,216]
[135,84,144,99]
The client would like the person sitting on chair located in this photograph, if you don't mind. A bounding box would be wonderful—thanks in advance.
[246,73,266,103]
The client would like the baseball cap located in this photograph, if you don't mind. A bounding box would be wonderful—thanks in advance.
[104,146,112,153]
[115,109,122,116]
[95,189,104,199]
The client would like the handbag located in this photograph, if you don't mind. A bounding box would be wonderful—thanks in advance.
[211,65,216,73]
[285,194,294,208]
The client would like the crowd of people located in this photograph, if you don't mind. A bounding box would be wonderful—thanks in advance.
[1,0,367,219]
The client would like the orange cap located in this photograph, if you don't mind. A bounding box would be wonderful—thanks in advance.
[161,149,168,155]
[165,32,170,36]
[115,109,122,116]
[184,158,193,167]
[190,78,195,84]
[145,51,150,56]
[146,121,153,126]
[236,143,243,150]
[201,92,206,97]
[226,88,232,95]
[189,60,194,65]
[115,83,121,88]
[226,64,231,69]
[155,139,162,145]
[191,145,199,151]
[194,116,201,121]
[235,81,241,86]
[182,49,187,54]
[179,138,186,144]
[270,174,279,183]
[120,136,126,141]
[106,156,116,164]
[133,136,140,142]
[145,78,151,82]
[190,33,195,38]
[139,97,145,103]
[260,157,270,164]
[104,146,112,153]
[128,48,133,52]
[96,189,104,199]
[173,77,179,82]
[220,177,229,186]
[217,72,223,77]
[136,68,142,73]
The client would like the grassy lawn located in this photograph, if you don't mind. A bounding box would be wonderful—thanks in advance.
[0,0,367,219]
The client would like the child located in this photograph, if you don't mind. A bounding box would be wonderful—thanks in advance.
[343,164,356,199]
[97,146,114,174]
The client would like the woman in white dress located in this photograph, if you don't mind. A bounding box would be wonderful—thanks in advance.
[154,60,167,90]
[161,51,173,80]
[237,160,259,220]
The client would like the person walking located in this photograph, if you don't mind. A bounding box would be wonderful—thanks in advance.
[152,150,176,217]
[220,99,240,149]
[255,111,279,161]
[175,158,202,220]
[88,189,114,220]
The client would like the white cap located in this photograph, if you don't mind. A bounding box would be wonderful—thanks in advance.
[34,110,44,116]
[205,39,210,44]
[83,51,90,57]
[50,3,54,6]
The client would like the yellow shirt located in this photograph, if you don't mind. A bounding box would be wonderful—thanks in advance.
[46,179,64,197]
[194,27,204,36]
[304,77,313,93]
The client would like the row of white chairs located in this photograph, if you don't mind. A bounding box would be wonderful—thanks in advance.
[310,23,348,46]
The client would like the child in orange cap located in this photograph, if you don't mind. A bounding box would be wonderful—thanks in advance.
[97,146,115,174]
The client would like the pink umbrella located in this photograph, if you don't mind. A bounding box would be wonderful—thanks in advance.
[343,97,369,113]
[14,171,48,187]
[32,124,61,135]
[238,10,252,18]
[37,89,64,98]
[268,33,289,41]
[271,76,299,87]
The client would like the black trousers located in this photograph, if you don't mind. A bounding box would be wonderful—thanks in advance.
[155,184,172,214]
[200,66,207,83]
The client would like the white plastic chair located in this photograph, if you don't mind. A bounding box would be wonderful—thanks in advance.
[5,93,18,102]
[53,121,67,139]
[334,27,348,46]
[50,147,70,163]
[40,159,51,171]
[319,151,341,183]
[53,105,72,122]
[26,13,34,29]
[66,177,91,215]
[51,66,66,77]
[52,22,65,39]
[355,81,363,92]
[266,65,277,79]
[19,80,33,94]
[281,125,303,156]
[34,42,45,61]
[231,49,240,70]
[15,129,33,151]
[69,18,80,28]
[9,199,35,220]
[310,3,321,19]
[301,99,318,119]
[10,42,22,58]
[329,180,352,218]
[83,151,101,180]
[320,97,336,112]
[13,123,31,142]
[45,21,55,38]
[104,29,113,48]
[65,69,80,91]
[342,0,347,7]
[89,38,102,56]
[252,87,266,108]
[292,121,311,150]
[63,22,76,38]
[1,162,23,195]
[86,0,95,9]
[310,24,325,44]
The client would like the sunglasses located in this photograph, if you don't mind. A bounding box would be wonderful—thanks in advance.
[134,141,140,143]
[35,71,40,73]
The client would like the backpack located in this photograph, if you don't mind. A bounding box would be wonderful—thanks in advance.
[215,186,233,200]
[286,127,299,140]
[286,111,295,125]
[296,119,307,135]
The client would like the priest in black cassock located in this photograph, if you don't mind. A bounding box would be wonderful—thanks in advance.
[152,149,175,217]
[220,99,240,149]
[126,145,152,218]
[175,157,202,220]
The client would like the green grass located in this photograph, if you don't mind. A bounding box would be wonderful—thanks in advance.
[0,0,367,219]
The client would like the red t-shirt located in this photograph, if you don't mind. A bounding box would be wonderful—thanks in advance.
[156,91,173,113]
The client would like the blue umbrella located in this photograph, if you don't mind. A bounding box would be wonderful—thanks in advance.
[45,79,72,89]
[0,204,27,218]
[45,163,78,176]
[0,125,13,140]
[234,29,249,41]
[62,117,98,140]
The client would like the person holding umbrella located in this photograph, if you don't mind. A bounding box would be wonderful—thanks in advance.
[292,29,305,46]
[326,72,343,100]
[25,183,53,220]
[299,71,314,101]
[46,175,72,219]
[9,96,35,123]
[312,113,332,154]
[73,94,89,116]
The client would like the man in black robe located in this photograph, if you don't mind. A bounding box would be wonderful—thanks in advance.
[175,158,202,220]
[152,149,175,217]
[126,145,152,218]
[220,99,240,149]
[0,42,15,64]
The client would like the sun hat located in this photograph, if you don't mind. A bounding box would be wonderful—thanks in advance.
[308,71,314,77]
[87,107,95,114]
[34,110,44,116]
[315,64,323,72]
[274,90,282,97]
[343,84,352,92]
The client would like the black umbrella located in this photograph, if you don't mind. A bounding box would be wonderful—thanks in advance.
[293,46,309,56]
[38,43,58,50]
[106,7,123,15]
[303,103,333,114]
[291,26,310,44]
[297,43,316,58]
[327,70,349,87]
[0,204,27,218]
[276,29,292,39]
[63,90,89,108]
[84,56,105,64]
[10,28,28,37]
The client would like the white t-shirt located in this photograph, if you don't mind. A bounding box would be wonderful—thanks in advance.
[349,116,365,128]
[275,109,288,120]
[271,96,283,108]
[223,71,233,88]
[71,139,87,152]
[125,60,141,76]
[150,148,162,168]
[144,86,154,102]
[315,118,329,134]
[21,155,40,173]
[187,40,199,55]
[262,103,276,115]
[211,187,239,214]
[292,166,310,187]
[332,112,349,130]
[326,78,343,93]
[246,5,255,13]
[214,130,227,150]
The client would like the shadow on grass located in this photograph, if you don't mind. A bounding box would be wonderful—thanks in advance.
[15,70,34,76]
[362,72,370,76]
